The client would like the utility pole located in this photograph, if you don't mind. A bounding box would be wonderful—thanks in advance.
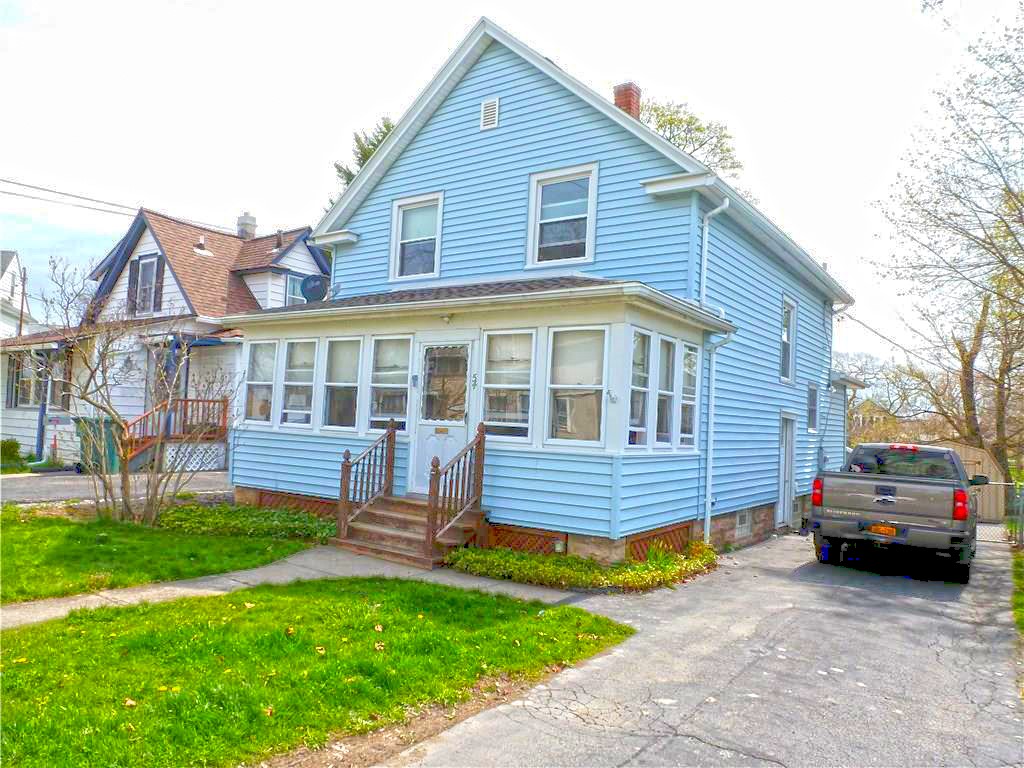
[17,266,27,335]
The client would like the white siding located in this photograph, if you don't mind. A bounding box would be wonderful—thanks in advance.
[98,226,189,319]
[242,273,269,308]
[277,240,320,273]
[268,273,286,307]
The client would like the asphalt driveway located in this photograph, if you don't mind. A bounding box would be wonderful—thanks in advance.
[394,532,1023,767]
[0,470,231,503]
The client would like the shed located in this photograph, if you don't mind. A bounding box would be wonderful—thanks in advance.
[931,441,1006,522]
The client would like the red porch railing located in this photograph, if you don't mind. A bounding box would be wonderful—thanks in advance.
[337,420,397,538]
[424,422,486,557]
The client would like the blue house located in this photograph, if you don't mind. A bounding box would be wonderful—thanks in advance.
[223,18,856,565]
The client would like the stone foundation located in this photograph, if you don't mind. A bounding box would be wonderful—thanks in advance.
[567,533,626,565]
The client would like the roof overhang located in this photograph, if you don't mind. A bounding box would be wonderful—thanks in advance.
[221,281,735,334]
[309,230,359,247]
[642,172,854,305]
[831,373,867,390]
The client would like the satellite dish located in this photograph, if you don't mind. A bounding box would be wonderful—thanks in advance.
[300,274,329,302]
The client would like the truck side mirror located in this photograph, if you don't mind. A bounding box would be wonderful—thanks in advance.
[969,475,989,486]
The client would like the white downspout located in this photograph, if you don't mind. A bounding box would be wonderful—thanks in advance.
[704,330,734,543]
[699,198,730,306]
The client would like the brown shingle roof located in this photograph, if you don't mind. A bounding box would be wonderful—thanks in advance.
[233,276,621,317]
[233,228,308,271]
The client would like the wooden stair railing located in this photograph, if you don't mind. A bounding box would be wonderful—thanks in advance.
[338,420,397,539]
[424,422,486,558]
[124,398,230,461]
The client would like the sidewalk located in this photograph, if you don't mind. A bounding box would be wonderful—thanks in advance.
[0,470,232,504]
[0,545,571,630]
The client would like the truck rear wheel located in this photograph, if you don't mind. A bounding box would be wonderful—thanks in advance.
[950,560,971,584]
[815,536,839,565]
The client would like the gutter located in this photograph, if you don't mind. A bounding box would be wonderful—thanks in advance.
[703,331,735,544]
[699,198,730,306]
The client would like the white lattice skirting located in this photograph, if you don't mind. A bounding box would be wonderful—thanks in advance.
[164,442,226,471]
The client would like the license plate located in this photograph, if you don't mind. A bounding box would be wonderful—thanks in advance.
[868,524,897,537]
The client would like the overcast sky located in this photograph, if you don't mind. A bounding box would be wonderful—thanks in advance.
[0,0,1017,355]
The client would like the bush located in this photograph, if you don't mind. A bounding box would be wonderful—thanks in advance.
[446,540,717,592]
[1,439,23,464]
[158,503,336,542]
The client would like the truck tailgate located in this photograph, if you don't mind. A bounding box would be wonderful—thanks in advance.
[820,473,957,527]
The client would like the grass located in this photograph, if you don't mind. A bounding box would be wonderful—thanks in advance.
[159,502,336,542]
[0,504,309,604]
[446,540,718,591]
[1013,549,1023,637]
[0,578,632,768]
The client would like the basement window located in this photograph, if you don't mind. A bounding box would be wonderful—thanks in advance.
[736,509,752,539]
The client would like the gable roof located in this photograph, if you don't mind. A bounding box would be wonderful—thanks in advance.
[90,210,327,319]
[312,16,853,305]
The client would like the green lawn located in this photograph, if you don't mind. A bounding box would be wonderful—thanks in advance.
[1012,549,1023,637]
[0,578,632,767]
[0,507,308,604]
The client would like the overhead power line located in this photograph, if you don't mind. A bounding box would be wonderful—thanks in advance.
[838,311,963,377]
[0,189,135,217]
[0,177,138,211]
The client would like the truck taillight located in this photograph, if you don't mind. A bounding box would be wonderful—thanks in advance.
[812,477,823,507]
[953,488,969,521]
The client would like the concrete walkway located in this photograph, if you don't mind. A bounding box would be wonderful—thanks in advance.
[0,545,570,630]
[0,470,232,504]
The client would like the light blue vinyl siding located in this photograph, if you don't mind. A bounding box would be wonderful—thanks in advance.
[618,454,702,537]
[330,41,689,297]
[230,429,410,500]
[483,448,614,537]
[700,203,838,516]
[820,384,847,471]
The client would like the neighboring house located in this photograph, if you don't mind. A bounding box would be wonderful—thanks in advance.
[0,251,39,338]
[221,18,857,564]
[0,210,327,465]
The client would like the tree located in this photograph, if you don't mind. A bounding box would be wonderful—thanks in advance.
[640,100,743,177]
[329,116,395,206]
[883,10,1024,308]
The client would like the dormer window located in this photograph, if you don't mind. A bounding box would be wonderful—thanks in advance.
[136,258,157,314]
[390,193,443,281]
[286,275,306,306]
[526,163,598,267]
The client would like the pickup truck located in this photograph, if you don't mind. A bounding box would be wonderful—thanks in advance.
[807,443,989,583]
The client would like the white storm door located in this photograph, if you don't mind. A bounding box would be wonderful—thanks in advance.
[409,342,471,494]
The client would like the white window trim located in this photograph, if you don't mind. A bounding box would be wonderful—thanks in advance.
[367,335,413,433]
[481,329,535,443]
[278,339,318,429]
[807,382,819,433]
[389,192,443,282]
[655,336,677,447]
[243,341,278,425]
[679,342,701,451]
[780,296,797,384]
[285,274,306,306]
[543,324,609,448]
[627,328,652,449]
[525,163,598,269]
[135,255,159,316]
[321,336,363,432]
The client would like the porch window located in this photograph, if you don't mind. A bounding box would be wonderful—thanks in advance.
[244,342,277,422]
[780,297,796,382]
[483,331,533,439]
[656,338,675,444]
[548,328,605,443]
[628,331,650,446]
[527,164,597,266]
[807,383,818,432]
[280,340,316,425]
[286,275,306,306]
[324,339,360,428]
[679,343,699,448]
[369,337,411,430]
[11,352,45,407]
[391,194,442,280]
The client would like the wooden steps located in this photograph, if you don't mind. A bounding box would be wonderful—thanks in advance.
[333,495,483,569]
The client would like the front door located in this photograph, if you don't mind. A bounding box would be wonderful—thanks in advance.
[410,342,471,494]
[777,415,796,527]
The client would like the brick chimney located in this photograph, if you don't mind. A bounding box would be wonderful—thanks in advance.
[237,211,257,240]
[613,82,642,120]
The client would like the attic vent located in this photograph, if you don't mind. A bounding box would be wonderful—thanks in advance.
[480,97,499,130]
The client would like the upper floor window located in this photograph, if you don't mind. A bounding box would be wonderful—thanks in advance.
[244,342,277,422]
[807,383,819,432]
[286,275,306,306]
[136,258,157,314]
[390,193,442,281]
[780,297,796,382]
[527,164,598,267]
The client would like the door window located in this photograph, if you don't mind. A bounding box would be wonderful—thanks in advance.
[421,345,468,422]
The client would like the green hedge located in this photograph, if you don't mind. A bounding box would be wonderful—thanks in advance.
[158,503,336,543]
[446,540,717,591]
